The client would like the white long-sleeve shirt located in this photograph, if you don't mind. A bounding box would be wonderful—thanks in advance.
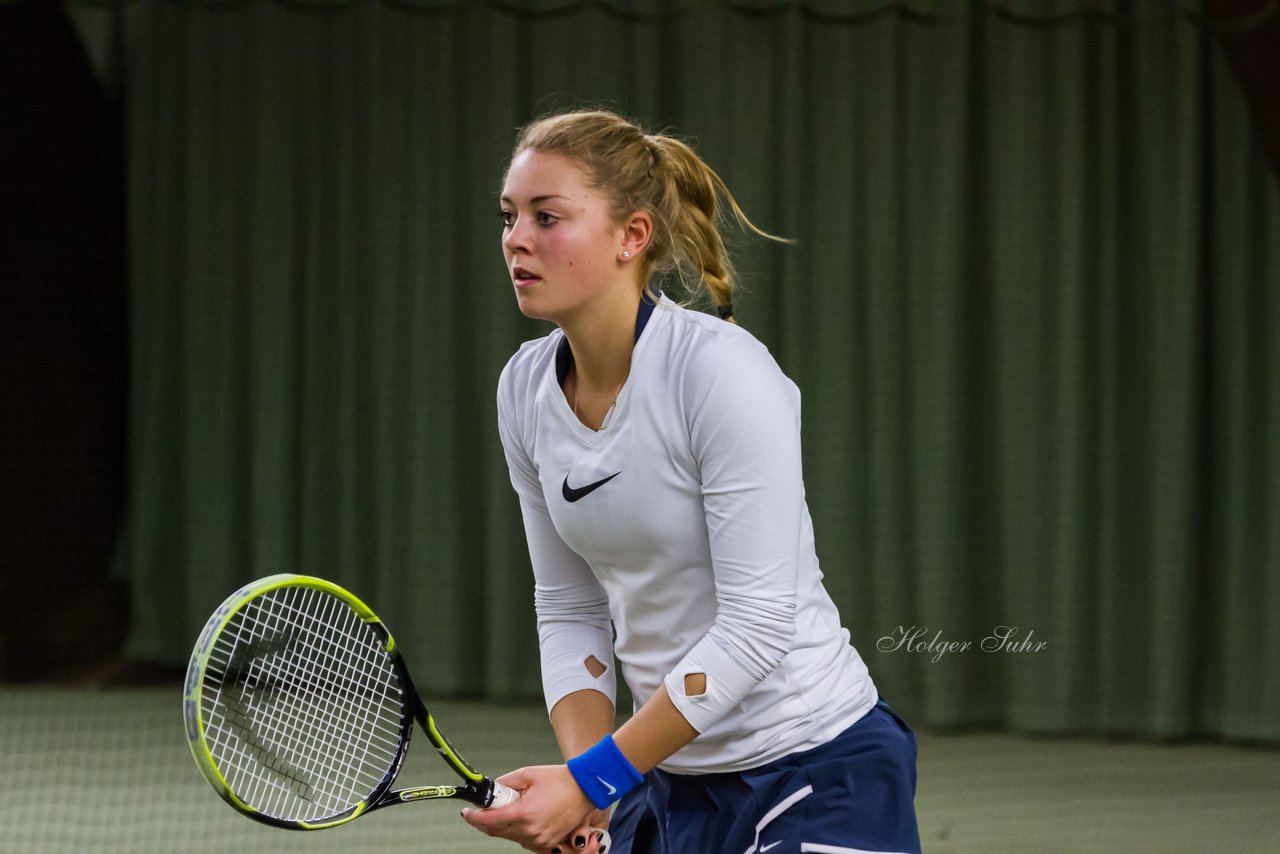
[497,295,876,773]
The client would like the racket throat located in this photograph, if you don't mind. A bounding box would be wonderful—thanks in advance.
[394,781,493,806]
[397,660,487,785]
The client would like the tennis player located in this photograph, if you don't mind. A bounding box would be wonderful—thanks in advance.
[463,109,921,854]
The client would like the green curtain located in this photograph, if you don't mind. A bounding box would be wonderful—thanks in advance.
[85,0,1279,741]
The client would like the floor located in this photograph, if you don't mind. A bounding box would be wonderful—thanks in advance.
[1,688,1276,852]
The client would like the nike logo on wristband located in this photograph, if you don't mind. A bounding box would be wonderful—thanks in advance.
[596,776,617,796]
[562,472,621,503]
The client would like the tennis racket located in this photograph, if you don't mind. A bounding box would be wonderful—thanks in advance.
[183,573,611,848]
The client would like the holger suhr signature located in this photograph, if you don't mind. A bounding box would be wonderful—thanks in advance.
[877,625,1048,663]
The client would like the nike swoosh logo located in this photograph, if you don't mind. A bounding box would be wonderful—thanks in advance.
[596,776,617,796]
[562,472,621,503]
[760,843,782,852]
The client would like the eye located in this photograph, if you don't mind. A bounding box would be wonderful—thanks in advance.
[499,209,514,228]
[536,212,559,226]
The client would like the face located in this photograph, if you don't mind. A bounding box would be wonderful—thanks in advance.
[500,149,627,324]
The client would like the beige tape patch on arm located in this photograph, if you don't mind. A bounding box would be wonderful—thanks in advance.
[584,655,607,678]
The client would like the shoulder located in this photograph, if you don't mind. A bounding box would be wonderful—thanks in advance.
[497,329,560,409]
[654,299,791,393]
[497,331,561,452]
[654,297,770,359]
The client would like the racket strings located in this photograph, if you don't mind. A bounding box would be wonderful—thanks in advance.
[200,586,406,822]
[238,588,402,813]
[234,592,365,815]
[208,588,400,818]
[249,591,390,814]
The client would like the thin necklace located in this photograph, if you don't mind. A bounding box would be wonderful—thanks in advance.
[571,365,626,429]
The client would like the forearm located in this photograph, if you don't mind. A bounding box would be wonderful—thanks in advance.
[611,683,698,774]
[554,682,697,819]
[550,688,616,760]
[554,682,698,773]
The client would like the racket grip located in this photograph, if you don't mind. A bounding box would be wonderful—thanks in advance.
[487,780,520,807]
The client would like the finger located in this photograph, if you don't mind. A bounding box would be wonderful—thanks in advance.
[460,805,516,833]
[559,824,610,854]
[496,767,533,789]
[566,823,592,851]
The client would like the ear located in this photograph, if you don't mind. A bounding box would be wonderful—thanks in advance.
[618,210,653,262]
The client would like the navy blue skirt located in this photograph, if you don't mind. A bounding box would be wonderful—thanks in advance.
[607,700,921,854]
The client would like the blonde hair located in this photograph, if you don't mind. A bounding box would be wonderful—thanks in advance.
[508,109,785,321]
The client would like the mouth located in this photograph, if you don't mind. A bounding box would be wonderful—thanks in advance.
[512,266,541,288]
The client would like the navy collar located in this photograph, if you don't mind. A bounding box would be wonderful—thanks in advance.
[555,288,659,386]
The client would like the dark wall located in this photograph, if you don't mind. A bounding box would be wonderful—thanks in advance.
[0,0,128,681]
[1208,0,1280,178]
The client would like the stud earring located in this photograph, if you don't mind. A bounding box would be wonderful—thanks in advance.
[622,251,631,258]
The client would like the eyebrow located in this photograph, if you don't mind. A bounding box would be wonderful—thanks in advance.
[499,193,571,205]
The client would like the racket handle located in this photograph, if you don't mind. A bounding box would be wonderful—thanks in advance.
[487,780,520,807]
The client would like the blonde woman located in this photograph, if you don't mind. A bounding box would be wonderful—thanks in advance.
[463,110,920,854]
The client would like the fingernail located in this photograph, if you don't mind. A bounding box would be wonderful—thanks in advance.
[576,835,587,848]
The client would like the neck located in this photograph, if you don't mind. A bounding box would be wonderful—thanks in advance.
[560,290,641,393]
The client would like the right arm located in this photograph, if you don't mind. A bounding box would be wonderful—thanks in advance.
[511,482,618,844]
[549,687,617,835]
[496,366,618,720]
[490,365,615,849]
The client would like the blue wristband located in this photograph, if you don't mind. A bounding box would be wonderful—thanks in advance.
[566,735,644,809]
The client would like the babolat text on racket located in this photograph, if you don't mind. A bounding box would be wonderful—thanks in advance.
[183,573,609,847]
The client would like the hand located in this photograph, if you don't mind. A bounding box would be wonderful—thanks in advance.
[460,765,601,851]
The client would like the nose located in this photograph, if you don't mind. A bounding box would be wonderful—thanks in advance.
[503,214,532,255]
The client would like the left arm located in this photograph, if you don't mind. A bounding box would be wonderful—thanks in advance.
[660,332,803,733]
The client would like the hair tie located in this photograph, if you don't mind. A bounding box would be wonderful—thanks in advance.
[717,302,734,320]
[645,137,659,178]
